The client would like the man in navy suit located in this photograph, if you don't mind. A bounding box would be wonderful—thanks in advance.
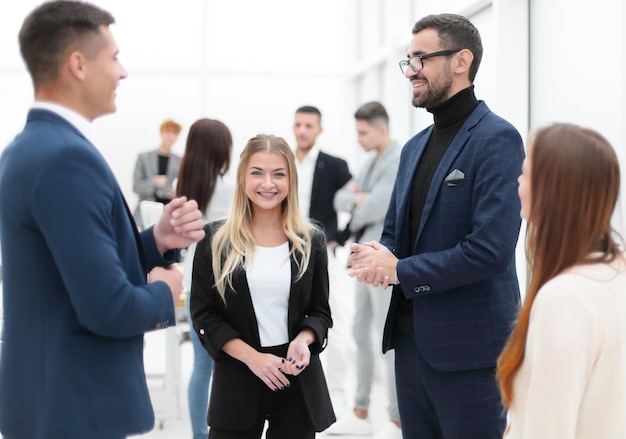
[292,106,352,413]
[0,2,204,438]
[349,14,524,438]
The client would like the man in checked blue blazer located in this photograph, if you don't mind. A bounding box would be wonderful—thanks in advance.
[0,2,205,438]
[349,14,524,439]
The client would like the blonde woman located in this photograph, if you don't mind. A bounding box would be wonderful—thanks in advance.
[190,134,335,438]
[497,123,626,438]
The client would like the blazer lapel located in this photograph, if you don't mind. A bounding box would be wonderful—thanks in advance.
[287,251,301,339]
[311,154,326,198]
[396,131,430,255]
[147,151,158,179]
[413,104,490,246]
[414,128,470,245]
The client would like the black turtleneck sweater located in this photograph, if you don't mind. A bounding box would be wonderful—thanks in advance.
[396,85,479,334]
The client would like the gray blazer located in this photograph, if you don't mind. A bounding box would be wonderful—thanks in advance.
[132,150,181,228]
[334,142,401,243]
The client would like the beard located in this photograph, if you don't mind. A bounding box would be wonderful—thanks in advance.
[411,63,454,109]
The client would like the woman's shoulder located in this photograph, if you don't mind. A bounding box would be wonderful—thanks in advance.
[199,219,227,244]
[536,260,626,317]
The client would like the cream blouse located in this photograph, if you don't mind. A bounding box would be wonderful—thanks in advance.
[505,255,626,439]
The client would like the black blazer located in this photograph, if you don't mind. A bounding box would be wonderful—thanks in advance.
[309,152,351,243]
[190,222,335,432]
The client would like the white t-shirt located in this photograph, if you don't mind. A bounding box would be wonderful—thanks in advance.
[246,242,291,347]
[505,254,626,439]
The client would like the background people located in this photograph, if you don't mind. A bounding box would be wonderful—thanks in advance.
[0,2,205,438]
[176,118,235,439]
[497,123,626,438]
[292,105,352,413]
[190,134,335,438]
[328,101,401,438]
[348,14,524,438]
[133,119,183,229]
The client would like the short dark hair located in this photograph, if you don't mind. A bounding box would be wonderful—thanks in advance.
[295,105,322,123]
[354,101,389,127]
[19,0,115,89]
[412,13,483,83]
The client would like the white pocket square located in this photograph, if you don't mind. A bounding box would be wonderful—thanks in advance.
[445,169,465,186]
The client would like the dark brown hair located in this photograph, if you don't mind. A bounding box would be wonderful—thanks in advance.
[412,13,483,82]
[354,101,389,127]
[176,119,232,213]
[19,0,114,89]
[295,105,322,123]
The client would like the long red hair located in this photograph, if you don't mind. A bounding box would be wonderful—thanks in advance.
[497,123,622,407]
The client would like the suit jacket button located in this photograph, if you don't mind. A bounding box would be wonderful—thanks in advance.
[199,329,205,335]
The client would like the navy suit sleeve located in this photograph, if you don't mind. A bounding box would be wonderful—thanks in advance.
[32,143,175,337]
[139,226,179,272]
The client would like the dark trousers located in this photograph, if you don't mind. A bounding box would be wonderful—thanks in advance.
[394,329,506,439]
[208,344,315,439]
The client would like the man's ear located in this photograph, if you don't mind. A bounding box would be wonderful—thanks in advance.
[378,122,389,137]
[67,51,86,81]
[454,49,474,76]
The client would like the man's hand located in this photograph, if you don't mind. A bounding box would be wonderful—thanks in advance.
[348,241,398,288]
[153,175,167,188]
[153,196,205,254]
[148,265,183,303]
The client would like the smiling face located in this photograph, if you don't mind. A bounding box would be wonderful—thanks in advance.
[159,128,179,151]
[80,25,127,120]
[245,150,289,215]
[404,28,456,109]
[355,119,384,153]
[293,112,323,153]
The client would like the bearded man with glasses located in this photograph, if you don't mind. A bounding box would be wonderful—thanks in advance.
[348,13,524,439]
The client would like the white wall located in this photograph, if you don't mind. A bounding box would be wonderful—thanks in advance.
[0,0,351,208]
[2,0,625,288]
[530,0,625,233]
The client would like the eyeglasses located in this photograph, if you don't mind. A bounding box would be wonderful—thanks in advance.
[398,49,461,75]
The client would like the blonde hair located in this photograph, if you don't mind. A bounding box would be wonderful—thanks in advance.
[211,134,315,302]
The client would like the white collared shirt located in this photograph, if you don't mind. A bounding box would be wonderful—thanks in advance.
[295,145,320,220]
[31,101,101,147]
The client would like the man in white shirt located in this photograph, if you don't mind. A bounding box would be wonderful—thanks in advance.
[292,105,352,414]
